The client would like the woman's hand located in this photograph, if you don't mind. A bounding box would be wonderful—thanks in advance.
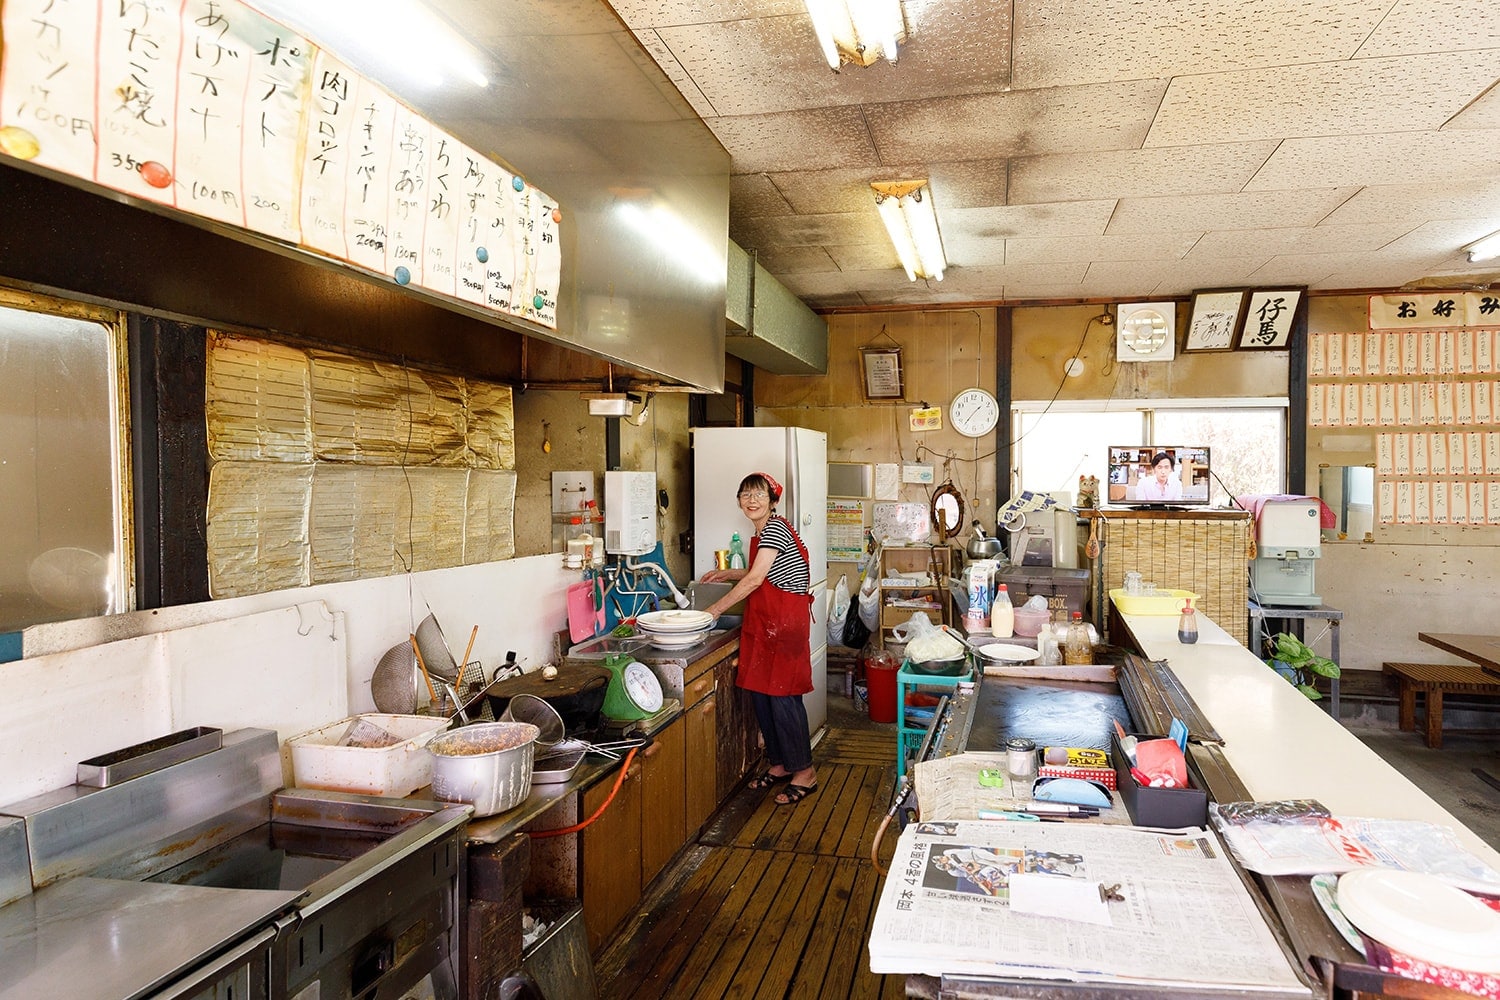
[699,568,746,584]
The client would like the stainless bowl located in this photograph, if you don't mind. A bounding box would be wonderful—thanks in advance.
[427,722,538,817]
[908,655,969,676]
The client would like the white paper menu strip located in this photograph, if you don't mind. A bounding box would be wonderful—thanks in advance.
[0,0,562,330]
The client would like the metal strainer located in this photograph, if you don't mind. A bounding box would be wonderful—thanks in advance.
[499,693,565,747]
[371,641,419,715]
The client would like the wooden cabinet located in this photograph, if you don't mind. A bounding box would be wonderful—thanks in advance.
[879,545,953,648]
[580,753,642,954]
[638,718,685,885]
[683,670,717,835]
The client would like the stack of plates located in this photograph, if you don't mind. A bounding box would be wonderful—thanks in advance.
[636,609,714,650]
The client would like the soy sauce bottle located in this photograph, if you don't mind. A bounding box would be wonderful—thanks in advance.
[1177,606,1199,644]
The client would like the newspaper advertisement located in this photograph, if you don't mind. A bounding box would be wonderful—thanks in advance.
[869,819,1310,994]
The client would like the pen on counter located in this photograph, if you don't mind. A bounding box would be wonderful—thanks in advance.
[1015,801,1100,816]
[977,809,1059,823]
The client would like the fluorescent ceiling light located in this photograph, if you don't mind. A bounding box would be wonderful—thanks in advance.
[1467,230,1500,263]
[872,180,946,282]
[246,0,489,90]
[803,0,905,70]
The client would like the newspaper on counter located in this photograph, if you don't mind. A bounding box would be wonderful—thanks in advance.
[869,819,1310,994]
[1210,800,1500,893]
[914,752,1135,824]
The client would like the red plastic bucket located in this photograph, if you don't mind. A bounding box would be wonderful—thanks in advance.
[865,658,898,723]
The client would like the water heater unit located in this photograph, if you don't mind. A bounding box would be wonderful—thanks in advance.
[605,471,657,555]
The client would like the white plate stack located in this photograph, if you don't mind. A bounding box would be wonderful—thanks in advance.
[636,609,715,650]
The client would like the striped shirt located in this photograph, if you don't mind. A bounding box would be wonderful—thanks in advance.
[757,517,810,594]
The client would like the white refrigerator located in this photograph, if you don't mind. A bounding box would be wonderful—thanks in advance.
[692,427,829,732]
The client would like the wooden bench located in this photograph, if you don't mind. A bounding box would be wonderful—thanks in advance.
[1382,661,1500,749]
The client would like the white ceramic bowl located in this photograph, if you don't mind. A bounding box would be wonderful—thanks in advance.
[637,610,714,632]
[647,629,711,649]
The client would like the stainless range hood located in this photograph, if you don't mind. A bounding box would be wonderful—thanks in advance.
[725,242,829,376]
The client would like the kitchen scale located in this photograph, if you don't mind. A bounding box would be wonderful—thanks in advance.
[601,651,663,721]
[602,699,682,738]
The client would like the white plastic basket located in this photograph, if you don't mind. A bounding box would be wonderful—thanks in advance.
[287,713,449,797]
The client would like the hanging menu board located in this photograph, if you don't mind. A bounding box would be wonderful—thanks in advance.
[1308,292,1500,526]
[0,0,561,330]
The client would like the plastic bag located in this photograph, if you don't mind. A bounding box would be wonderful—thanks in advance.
[842,594,870,649]
[827,575,850,646]
[857,576,880,631]
[894,613,964,662]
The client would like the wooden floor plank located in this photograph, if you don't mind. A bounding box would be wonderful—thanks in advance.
[836,764,890,860]
[749,857,841,1000]
[594,843,726,988]
[818,859,883,1000]
[786,856,862,996]
[852,765,897,863]
[814,764,871,856]
[688,852,797,1000]
[603,846,759,1000]
[659,848,776,998]
[699,852,820,1000]
[785,762,852,854]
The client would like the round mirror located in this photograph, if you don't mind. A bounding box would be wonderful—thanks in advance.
[930,483,965,539]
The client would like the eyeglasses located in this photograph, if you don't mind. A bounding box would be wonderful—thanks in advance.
[737,490,769,502]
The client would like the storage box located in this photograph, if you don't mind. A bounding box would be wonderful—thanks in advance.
[287,713,449,797]
[1109,588,1200,616]
[999,566,1089,618]
[1111,730,1208,829]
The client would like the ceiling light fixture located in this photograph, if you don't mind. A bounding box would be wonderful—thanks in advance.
[1466,230,1500,263]
[871,180,946,282]
[803,0,905,70]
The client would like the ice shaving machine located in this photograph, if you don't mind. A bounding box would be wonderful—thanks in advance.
[1249,498,1322,606]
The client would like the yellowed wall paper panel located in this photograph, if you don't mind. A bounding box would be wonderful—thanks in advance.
[465,470,518,563]
[309,466,408,582]
[465,384,516,470]
[206,462,312,597]
[205,334,312,462]
[392,468,469,572]
[309,355,467,466]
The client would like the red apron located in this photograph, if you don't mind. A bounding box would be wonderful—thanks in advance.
[735,518,814,696]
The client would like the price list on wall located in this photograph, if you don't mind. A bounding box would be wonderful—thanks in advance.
[0,0,562,329]
[1309,292,1500,526]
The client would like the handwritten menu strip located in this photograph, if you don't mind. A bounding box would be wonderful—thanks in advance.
[0,0,560,330]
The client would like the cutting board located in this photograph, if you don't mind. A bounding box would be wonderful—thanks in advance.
[567,581,596,642]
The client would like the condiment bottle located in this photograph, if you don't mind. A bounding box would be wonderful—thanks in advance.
[1005,737,1038,785]
[1036,621,1061,666]
[728,532,746,569]
[990,584,1014,638]
[1064,612,1093,665]
[1178,605,1199,644]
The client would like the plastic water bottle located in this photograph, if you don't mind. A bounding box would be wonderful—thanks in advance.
[1178,606,1199,644]
[990,584,1014,638]
[1037,622,1061,666]
[728,533,746,569]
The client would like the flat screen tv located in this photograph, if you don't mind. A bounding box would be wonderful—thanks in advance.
[1106,446,1211,507]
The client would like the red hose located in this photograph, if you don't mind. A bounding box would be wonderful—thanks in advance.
[529,748,639,838]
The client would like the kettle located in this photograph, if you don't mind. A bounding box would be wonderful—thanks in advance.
[966,520,1004,560]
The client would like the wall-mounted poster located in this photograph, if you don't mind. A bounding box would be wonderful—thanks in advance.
[1238,288,1304,349]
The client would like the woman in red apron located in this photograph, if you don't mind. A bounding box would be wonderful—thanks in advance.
[702,472,817,805]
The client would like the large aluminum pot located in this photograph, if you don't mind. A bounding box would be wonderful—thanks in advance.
[427,721,538,817]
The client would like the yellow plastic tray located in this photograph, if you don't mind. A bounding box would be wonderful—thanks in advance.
[1109,588,1199,615]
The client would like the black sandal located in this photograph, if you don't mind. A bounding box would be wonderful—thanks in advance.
[775,782,818,806]
[747,770,792,790]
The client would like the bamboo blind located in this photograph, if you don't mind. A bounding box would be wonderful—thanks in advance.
[1100,514,1252,645]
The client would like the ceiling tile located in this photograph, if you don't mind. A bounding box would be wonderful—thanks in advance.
[1187,223,1415,257]
[945,201,1117,240]
[827,244,902,271]
[765,166,930,215]
[869,81,1165,163]
[947,262,1088,288]
[754,245,841,273]
[927,160,1010,209]
[730,211,888,249]
[1146,53,1500,146]
[1353,0,1500,58]
[1148,258,1274,296]
[729,173,796,217]
[654,5,1012,119]
[631,28,718,117]
[705,107,879,172]
[1012,0,1389,89]
[1005,233,1199,264]
[606,0,805,28]
[1078,260,1178,295]
[1323,176,1500,225]
[1377,217,1500,257]
[1109,189,1359,234]
[1010,143,1277,203]
[1444,79,1500,130]
[1247,130,1500,189]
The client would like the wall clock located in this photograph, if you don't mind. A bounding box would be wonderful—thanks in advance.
[950,387,1000,438]
[1116,302,1177,363]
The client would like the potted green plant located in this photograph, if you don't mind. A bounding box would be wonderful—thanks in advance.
[1264,632,1340,700]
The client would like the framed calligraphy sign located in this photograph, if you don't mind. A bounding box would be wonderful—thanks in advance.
[1237,288,1305,350]
[1184,289,1247,353]
[860,346,905,400]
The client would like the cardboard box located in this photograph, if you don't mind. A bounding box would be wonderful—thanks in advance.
[1111,730,1208,828]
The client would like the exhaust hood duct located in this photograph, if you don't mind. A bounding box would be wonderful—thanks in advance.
[724,241,829,376]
